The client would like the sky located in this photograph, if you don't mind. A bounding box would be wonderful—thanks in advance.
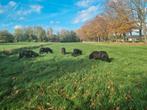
[0,0,106,32]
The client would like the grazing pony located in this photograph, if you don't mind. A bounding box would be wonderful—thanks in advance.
[39,47,53,54]
[89,51,111,62]
[19,50,39,59]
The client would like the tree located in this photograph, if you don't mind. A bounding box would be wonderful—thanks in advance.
[24,27,38,42]
[33,26,47,42]
[91,15,109,41]
[129,0,147,41]
[129,0,145,36]
[76,0,136,42]
[76,21,97,41]
[106,0,136,40]
[77,15,110,42]
[59,30,80,42]
[14,27,37,42]
[14,28,25,42]
[47,28,54,41]
[0,30,14,43]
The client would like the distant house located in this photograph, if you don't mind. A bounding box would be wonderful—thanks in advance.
[126,28,145,42]
[126,36,144,42]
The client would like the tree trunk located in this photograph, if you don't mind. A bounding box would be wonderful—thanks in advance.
[143,24,147,42]
[97,37,100,42]
[139,29,142,37]
[123,33,126,42]
[130,31,132,36]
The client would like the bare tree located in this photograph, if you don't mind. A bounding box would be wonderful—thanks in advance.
[106,0,136,38]
[129,0,147,41]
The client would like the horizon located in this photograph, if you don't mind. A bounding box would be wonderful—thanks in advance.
[0,0,106,32]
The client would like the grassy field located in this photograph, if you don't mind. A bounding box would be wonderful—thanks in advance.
[0,42,48,50]
[0,42,147,110]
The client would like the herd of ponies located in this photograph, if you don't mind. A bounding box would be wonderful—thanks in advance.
[19,47,111,62]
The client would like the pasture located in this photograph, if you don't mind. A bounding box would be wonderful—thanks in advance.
[0,42,147,110]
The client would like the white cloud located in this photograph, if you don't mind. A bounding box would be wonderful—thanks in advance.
[14,25,23,29]
[49,20,60,25]
[30,5,43,13]
[76,0,96,8]
[73,6,98,24]
[0,1,17,14]
[17,5,43,16]
[17,10,31,16]
[8,1,17,7]
[73,0,104,24]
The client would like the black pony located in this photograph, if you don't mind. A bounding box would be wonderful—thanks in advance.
[39,47,53,54]
[19,50,39,59]
[89,51,111,62]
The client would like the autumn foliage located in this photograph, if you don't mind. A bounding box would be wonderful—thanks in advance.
[76,0,138,42]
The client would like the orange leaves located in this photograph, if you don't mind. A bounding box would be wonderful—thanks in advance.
[106,0,136,35]
[76,15,109,41]
[76,0,137,41]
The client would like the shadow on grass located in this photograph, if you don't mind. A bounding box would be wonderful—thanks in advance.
[0,53,147,109]
[0,43,50,56]
[0,54,96,108]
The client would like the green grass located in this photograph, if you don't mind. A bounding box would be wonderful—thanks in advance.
[0,42,48,50]
[0,42,147,110]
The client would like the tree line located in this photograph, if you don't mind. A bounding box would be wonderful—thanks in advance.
[1,0,146,43]
[76,0,147,42]
[0,27,80,43]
